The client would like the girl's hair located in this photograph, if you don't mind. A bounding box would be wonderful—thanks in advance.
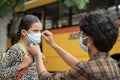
[17,15,40,41]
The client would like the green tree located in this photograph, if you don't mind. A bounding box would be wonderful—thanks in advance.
[0,0,29,52]
[64,0,89,9]
[0,0,28,20]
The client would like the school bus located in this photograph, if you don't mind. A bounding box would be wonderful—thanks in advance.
[7,0,120,72]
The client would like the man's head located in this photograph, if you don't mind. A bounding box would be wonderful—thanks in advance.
[79,13,118,52]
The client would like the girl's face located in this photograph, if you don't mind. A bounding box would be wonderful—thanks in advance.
[21,22,43,43]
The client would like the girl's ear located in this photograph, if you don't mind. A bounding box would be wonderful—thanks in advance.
[21,29,28,36]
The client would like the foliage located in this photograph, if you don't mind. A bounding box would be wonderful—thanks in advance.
[64,0,89,9]
[0,0,28,20]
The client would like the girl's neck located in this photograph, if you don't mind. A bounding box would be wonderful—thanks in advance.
[19,38,29,50]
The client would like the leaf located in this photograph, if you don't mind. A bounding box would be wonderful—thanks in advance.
[64,0,89,9]
[76,0,86,9]
[0,6,13,20]
[0,0,27,20]
[15,0,25,12]
[64,0,75,7]
[85,0,89,3]
[0,0,7,6]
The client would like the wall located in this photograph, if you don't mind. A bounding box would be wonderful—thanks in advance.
[0,18,9,52]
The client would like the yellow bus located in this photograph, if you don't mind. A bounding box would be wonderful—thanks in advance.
[8,0,120,72]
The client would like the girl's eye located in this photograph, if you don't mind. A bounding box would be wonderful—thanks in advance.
[33,30,39,32]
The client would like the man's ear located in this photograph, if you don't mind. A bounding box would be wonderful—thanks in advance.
[87,37,93,45]
[21,29,27,36]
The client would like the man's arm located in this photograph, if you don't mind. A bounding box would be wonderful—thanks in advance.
[28,43,47,75]
[28,43,87,80]
[42,30,79,67]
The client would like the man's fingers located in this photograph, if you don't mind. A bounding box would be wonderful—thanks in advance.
[41,33,47,39]
[41,54,45,61]
[42,30,52,36]
[42,30,53,40]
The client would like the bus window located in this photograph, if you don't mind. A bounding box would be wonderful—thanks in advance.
[58,2,71,27]
[44,2,73,29]
[45,3,59,29]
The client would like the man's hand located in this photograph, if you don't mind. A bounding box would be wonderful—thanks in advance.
[42,30,55,46]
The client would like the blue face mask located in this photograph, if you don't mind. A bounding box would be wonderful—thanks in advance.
[79,36,89,52]
[27,33,41,43]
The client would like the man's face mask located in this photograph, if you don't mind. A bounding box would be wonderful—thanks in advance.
[79,31,91,52]
[27,33,41,43]
[79,36,89,52]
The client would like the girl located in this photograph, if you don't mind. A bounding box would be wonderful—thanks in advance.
[0,15,42,80]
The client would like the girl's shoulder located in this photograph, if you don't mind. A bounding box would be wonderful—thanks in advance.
[6,43,22,54]
[6,43,27,56]
[8,43,21,51]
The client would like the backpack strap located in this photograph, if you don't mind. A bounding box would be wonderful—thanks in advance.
[17,43,28,55]
[16,43,29,80]
[0,54,2,60]
[16,67,27,80]
[0,53,6,61]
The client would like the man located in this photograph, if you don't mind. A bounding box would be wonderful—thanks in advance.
[29,13,120,80]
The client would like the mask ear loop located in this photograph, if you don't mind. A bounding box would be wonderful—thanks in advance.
[83,36,89,40]
[80,31,91,45]
[87,42,92,47]
[83,36,92,47]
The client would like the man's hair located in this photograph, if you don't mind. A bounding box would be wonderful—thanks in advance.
[79,13,118,52]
